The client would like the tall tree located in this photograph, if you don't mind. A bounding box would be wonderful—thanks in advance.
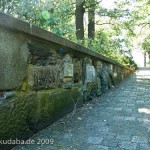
[87,0,96,39]
[75,0,85,40]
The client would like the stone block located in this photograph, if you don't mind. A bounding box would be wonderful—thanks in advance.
[87,137,103,144]
[0,29,28,90]
[0,88,83,150]
[89,145,108,150]
[36,88,82,130]
[131,136,148,143]
[63,77,72,82]
[116,135,131,141]
[0,94,37,150]
[101,138,119,147]
[119,141,137,150]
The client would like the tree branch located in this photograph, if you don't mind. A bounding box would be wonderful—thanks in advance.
[138,23,150,36]
[96,22,115,26]
[136,22,150,26]
[96,18,115,26]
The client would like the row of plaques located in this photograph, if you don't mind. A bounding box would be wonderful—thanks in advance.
[64,63,96,82]
[29,63,96,90]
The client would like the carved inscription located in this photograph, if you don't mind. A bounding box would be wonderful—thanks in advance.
[29,66,56,90]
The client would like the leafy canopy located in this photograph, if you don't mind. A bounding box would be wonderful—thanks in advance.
[0,0,142,67]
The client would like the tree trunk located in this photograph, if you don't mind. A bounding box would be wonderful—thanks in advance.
[148,53,150,63]
[75,0,85,40]
[144,52,146,67]
[88,1,95,39]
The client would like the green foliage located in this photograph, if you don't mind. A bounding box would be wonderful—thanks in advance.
[41,11,50,20]
[0,0,139,67]
[142,35,150,53]
[1,0,75,36]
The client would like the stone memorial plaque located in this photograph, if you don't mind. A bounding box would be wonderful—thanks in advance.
[64,63,73,77]
[29,66,56,90]
[86,65,96,82]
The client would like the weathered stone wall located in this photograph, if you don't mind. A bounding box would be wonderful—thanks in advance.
[0,13,133,150]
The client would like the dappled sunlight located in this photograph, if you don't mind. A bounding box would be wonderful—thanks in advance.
[137,87,146,90]
[132,50,144,67]
[136,76,150,79]
[138,108,150,114]
[143,118,150,123]
[136,70,150,83]
[136,71,150,78]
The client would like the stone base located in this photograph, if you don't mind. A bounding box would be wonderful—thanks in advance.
[0,88,82,150]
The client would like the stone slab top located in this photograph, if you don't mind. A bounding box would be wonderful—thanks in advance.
[0,12,132,71]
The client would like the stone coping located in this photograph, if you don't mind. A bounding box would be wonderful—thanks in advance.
[0,12,132,71]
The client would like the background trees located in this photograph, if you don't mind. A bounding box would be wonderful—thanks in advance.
[2,0,148,67]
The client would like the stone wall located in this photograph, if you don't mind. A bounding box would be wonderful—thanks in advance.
[0,13,133,150]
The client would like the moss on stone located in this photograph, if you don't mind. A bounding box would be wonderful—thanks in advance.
[0,88,83,150]
[36,88,82,130]
[0,94,37,150]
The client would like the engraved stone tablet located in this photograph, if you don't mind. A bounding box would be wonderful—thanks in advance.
[29,66,56,90]
[86,65,96,82]
[64,63,73,77]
